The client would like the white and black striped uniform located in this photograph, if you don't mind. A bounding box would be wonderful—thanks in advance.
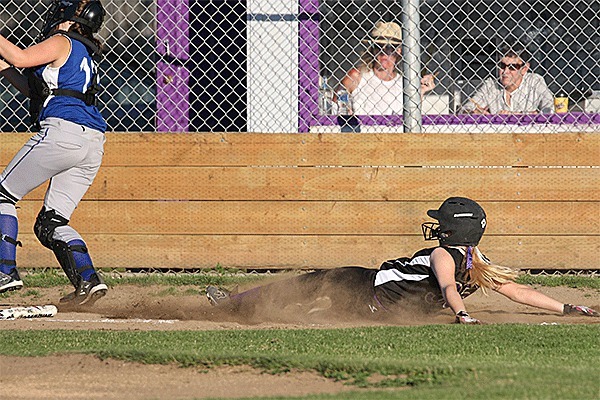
[374,246,479,312]
[216,247,479,319]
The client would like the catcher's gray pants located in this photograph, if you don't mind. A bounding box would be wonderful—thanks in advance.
[0,117,105,222]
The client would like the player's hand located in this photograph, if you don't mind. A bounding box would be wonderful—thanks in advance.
[469,104,490,114]
[563,304,599,317]
[420,74,436,93]
[455,310,482,324]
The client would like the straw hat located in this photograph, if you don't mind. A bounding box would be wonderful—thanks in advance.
[363,21,402,45]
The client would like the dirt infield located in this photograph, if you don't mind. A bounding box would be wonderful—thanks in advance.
[1,283,598,399]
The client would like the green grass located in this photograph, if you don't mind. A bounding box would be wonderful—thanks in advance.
[0,325,599,399]
[1,271,599,399]
[516,274,600,289]
[10,267,267,288]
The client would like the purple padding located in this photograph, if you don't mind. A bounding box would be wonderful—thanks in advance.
[298,0,320,133]
[314,112,600,127]
[157,0,190,59]
[156,62,191,132]
[156,0,190,132]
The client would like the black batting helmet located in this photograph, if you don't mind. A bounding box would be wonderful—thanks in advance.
[40,0,105,39]
[421,197,487,246]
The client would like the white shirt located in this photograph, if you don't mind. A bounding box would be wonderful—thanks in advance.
[352,70,404,115]
[463,73,554,114]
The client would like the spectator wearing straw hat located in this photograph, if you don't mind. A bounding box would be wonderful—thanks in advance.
[339,21,436,115]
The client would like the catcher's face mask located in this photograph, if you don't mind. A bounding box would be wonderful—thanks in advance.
[40,0,78,39]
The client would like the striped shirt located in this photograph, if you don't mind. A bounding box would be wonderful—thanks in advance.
[374,246,479,311]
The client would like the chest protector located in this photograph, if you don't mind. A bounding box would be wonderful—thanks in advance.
[26,31,101,129]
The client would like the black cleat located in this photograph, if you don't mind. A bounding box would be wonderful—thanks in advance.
[0,269,23,293]
[206,285,230,306]
[60,273,107,306]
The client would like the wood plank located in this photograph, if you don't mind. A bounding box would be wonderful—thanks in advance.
[4,131,598,272]
[103,132,600,167]
[3,132,599,167]
[13,234,599,270]
[13,200,600,235]
[17,166,600,201]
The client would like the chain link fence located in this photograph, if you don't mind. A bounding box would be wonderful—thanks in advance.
[0,0,598,133]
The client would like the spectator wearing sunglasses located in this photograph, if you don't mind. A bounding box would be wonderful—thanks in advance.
[338,21,436,115]
[463,43,554,114]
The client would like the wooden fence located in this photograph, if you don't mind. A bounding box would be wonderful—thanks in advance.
[1,132,599,270]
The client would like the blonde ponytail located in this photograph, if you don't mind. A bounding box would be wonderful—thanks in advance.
[466,246,520,293]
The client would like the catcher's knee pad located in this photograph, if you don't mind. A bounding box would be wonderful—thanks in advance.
[52,239,95,288]
[34,208,69,250]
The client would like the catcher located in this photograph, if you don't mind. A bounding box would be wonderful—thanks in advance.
[205,197,598,324]
[0,1,107,305]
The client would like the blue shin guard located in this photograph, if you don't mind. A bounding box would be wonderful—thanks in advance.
[68,239,96,281]
[0,214,20,275]
[52,239,98,287]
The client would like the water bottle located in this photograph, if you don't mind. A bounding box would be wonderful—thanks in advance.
[318,75,334,115]
[453,80,464,114]
[336,87,353,115]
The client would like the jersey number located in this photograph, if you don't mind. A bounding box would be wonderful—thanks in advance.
[79,58,94,92]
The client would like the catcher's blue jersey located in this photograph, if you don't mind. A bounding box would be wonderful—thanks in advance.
[35,34,106,132]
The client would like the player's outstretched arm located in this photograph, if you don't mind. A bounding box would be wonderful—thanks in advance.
[494,281,598,316]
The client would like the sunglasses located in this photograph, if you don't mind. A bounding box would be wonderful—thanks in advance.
[498,62,524,71]
[373,44,399,56]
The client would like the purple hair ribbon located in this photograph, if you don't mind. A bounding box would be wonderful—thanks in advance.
[466,246,473,270]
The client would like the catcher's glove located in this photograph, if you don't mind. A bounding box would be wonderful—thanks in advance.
[455,310,483,324]
[563,304,599,317]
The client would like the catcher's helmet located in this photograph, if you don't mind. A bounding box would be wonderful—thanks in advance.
[40,0,105,39]
[421,197,487,246]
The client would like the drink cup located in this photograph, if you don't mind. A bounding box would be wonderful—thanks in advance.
[554,95,569,113]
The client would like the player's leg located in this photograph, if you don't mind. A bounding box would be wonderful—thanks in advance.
[207,268,377,321]
[0,119,100,299]
[0,197,23,293]
[35,213,108,306]
[317,267,381,317]
[205,271,329,321]
[35,121,106,305]
[0,128,67,294]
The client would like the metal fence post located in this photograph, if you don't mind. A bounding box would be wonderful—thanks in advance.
[401,0,422,133]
